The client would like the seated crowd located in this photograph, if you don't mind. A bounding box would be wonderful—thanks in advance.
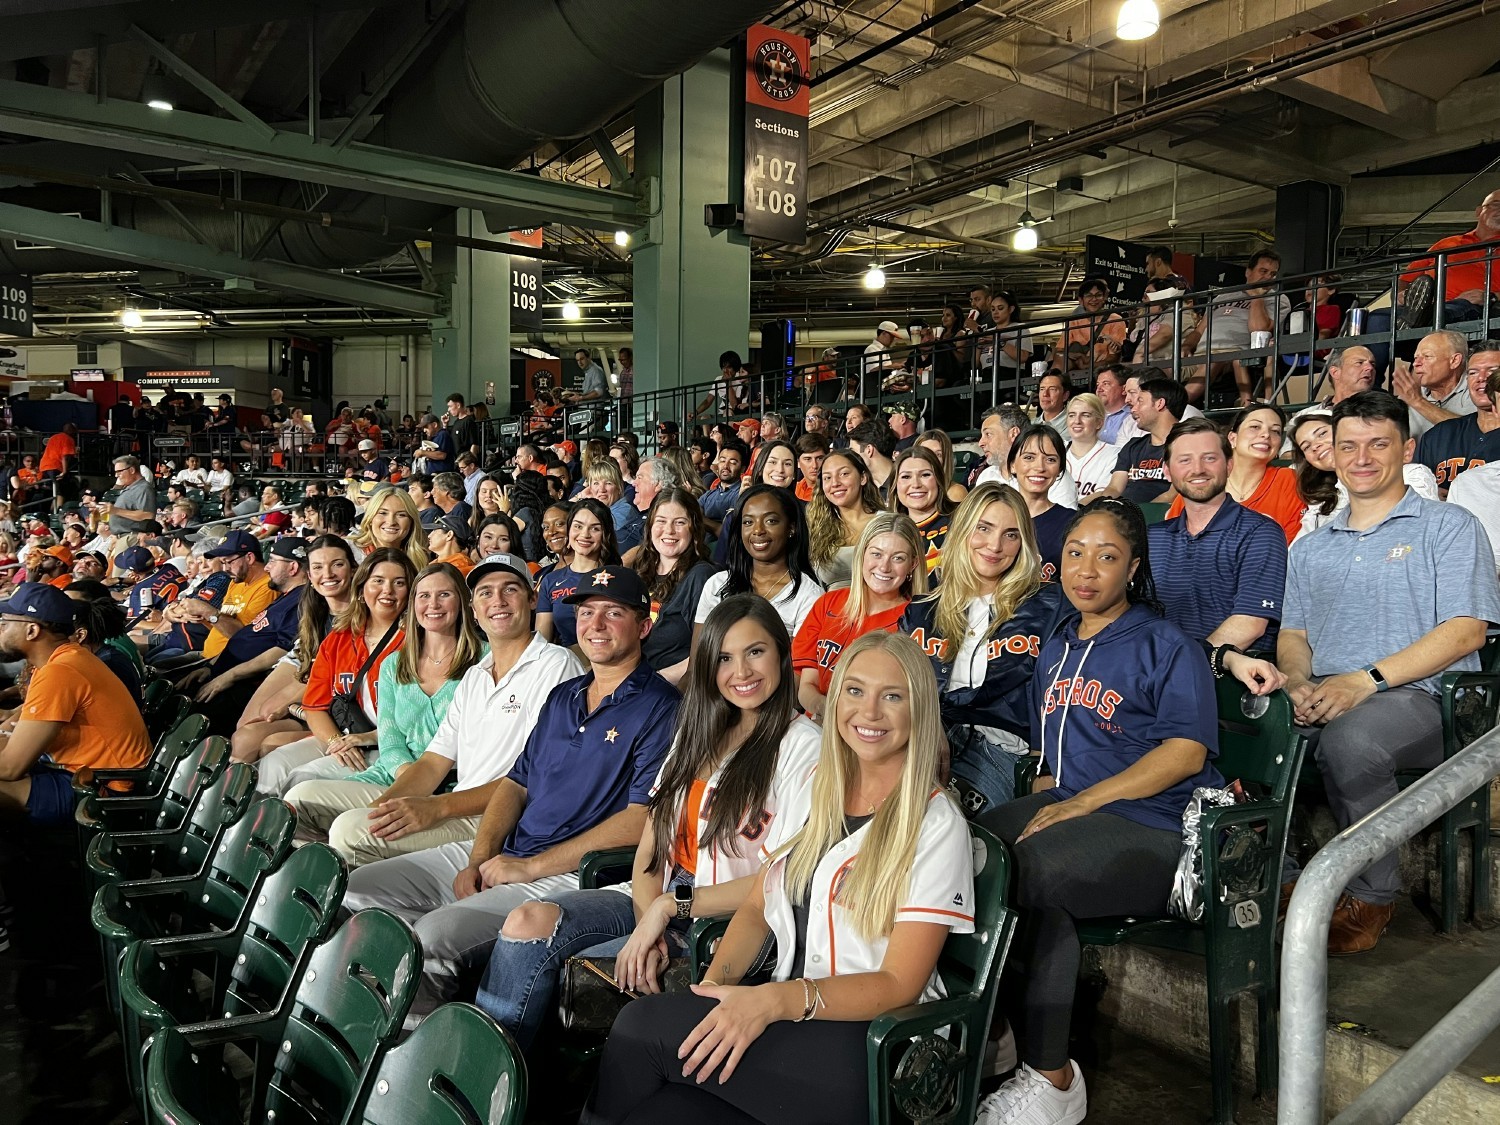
[1,326,1498,1125]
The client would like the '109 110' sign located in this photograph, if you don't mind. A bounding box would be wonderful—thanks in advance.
[0,275,32,338]
[743,25,811,245]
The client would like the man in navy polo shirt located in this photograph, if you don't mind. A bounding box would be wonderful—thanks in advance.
[343,565,679,1017]
[1150,417,1287,691]
[1279,391,1500,953]
[193,536,309,735]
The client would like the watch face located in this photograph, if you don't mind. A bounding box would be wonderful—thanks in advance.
[674,885,692,902]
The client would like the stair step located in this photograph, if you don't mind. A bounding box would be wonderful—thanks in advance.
[1086,905,1500,1123]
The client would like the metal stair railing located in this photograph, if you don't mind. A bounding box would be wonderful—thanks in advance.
[1279,726,1500,1125]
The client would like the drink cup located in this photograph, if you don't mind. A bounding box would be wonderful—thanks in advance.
[1250,330,1272,349]
[1030,361,1048,378]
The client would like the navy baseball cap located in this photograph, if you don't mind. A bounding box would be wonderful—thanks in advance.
[115,546,154,574]
[433,512,475,548]
[0,582,79,626]
[204,529,261,559]
[466,552,533,590]
[562,565,650,612]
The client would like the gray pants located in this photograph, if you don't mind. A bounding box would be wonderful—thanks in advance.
[1285,687,1443,905]
[342,840,578,1018]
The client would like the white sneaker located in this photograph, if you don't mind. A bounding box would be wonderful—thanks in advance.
[975,1061,1087,1125]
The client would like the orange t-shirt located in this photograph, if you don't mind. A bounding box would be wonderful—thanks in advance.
[670,778,709,876]
[1166,465,1304,544]
[795,478,816,503]
[791,588,909,694]
[438,552,474,576]
[23,643,150,775]
[38,432,77,475]
[1401,230,1499,303]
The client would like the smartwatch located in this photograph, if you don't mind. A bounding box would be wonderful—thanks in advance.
[208,614,220,624]
[1365,665,1389,693]
[673,884,694,919]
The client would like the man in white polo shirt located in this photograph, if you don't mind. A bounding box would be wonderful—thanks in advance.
[284,553,582,867]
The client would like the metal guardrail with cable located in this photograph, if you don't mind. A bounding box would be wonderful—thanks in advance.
[476,235,1500,457]
[1278,728,1500,1125]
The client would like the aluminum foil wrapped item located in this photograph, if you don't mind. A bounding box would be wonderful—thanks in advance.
[1168,786,1242,922]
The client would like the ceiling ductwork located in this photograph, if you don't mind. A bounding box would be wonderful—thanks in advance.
[0,0,781,277]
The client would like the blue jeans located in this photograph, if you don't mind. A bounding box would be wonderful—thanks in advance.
[475,883,697,1050]
[947,723,1026,818]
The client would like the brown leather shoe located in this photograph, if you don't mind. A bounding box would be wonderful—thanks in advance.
[1278,880,1297,923]
[1327,896,1395,955]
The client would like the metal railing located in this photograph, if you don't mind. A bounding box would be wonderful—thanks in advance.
[481,234,1500,456]
[1279,728,1500,1125]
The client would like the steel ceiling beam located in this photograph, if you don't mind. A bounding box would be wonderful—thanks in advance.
[0,202,440,317]
[126,22,275,138]
[0,78,647,231]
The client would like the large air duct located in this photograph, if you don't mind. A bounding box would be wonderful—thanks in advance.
[0,0,781,274]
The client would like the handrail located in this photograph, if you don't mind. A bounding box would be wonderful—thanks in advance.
[488,233,1500,450]
[1278,726,1500,1125]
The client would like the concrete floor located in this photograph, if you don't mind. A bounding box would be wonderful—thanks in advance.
[1086,1026,1278,1125]
[1324,905,1500,1083]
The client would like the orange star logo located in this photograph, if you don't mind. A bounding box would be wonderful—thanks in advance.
[605,727,619,742]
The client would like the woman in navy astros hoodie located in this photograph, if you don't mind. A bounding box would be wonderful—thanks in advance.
[975,498,1223,1125]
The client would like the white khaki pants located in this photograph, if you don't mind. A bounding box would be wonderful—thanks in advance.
[343,841,578,1018]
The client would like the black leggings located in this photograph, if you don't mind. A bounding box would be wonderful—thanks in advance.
[978,792,1181,1070]
[583,992,870,1125]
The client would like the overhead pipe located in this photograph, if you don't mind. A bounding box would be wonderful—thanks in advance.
[809,0,1495,236]
[1,1,783,273]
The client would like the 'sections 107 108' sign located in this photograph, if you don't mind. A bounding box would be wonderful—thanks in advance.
[743,25,811,245]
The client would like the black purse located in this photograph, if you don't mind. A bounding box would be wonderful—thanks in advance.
[326,620,399,735]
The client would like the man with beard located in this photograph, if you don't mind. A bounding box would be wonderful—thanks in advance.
[71,550,107,583]
[0,583,150,825]
[1149,418,1287,676]
[182,535,307,734]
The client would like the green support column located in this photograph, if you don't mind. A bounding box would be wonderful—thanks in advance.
[429,209,511,416]
[634,48,751,419]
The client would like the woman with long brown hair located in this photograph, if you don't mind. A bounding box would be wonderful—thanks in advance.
[632,488,717,683]
[250,547,416,796]
[285,560,485,847]
[475,594,821,1051]
[805,448,882,588]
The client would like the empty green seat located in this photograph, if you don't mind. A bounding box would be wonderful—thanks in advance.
[117,842,348,1113]
[351,1002,528,1125]
[143,908,422,1125]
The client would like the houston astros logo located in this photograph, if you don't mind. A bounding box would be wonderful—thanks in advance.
[592,571,612,586]
[754,39,803,102]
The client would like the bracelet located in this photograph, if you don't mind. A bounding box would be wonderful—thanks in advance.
[797,977,816,1022]
[1210,644,1242,679]
[808,976,825,1018]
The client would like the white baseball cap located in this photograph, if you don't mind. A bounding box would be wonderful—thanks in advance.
[357,439,377,451]
[877,320,908,338]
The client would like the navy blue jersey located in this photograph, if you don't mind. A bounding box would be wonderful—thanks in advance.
[1032,504,1075,583]
[1415,413,1500,490]
[1032,603,1222,833]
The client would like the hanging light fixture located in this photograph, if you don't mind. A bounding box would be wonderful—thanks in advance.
[613,230,629,247]
[1013,178,1039,252]
[560,300,581,321]
[120,307,144,328]
[1116,0,1160,40]
[862,263,886,290]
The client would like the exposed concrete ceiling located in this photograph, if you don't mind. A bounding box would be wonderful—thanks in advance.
[6,0,1500,343]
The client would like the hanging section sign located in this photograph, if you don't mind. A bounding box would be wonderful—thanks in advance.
[0,275,33,338]
[507,228,544,332]
[743,25,811,244]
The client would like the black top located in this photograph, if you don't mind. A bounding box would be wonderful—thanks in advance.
[789,812,875,979]
[641,561,719,673]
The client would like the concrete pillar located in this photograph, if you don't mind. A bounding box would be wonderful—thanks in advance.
[429,209,512,416]
[633,48,751,415]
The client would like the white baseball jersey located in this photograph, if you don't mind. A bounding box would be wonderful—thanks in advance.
[647,715,823,893]
[761,788,975,1003]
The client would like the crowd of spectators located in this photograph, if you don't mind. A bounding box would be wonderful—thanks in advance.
[3,199,1500,1125]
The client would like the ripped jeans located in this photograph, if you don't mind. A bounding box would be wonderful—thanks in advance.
[474,876,691,1050]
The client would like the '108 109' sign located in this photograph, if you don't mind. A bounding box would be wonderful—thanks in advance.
[0,275,32,338]
[743,25,811,245]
